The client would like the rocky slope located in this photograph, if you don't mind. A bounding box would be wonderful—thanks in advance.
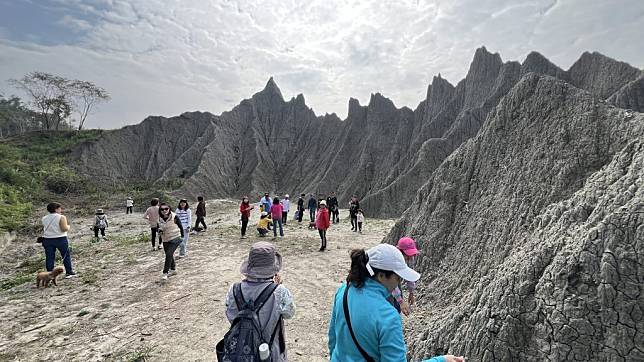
[386,74,644,361]
[75,48,642,218]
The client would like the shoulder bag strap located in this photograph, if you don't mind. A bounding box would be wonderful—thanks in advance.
[343,283,376,362]
[42,215,59,236]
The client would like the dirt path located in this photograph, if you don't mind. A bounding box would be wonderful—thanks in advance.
[0,200,395,361]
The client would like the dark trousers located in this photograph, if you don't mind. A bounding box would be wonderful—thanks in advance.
[163,239,181,273]
[309,209,316,222]
[297,209,304,222]
[333,209,339,223]
[150,227,160,247]
[94,227,105,237]
[282,211,287,224]
[257,228,268,236]
[351,215,357,230]
[358,222,363,232]
[126,206,133,214]
[42,237,73,274]
[194,216,207,230]
[241,217,249,236]
[318,229,327,250]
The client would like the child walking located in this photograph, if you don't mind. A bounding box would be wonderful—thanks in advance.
[93,209,108,239]
[175,199,192,258]
[392,237,420,316]
[356,209,364,233]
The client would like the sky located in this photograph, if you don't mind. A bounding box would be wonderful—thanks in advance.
[0,0,643,129]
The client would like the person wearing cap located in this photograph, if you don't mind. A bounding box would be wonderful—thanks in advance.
[280,194,290,224]
[93,208,109,239]
[392,237,420,316]
[257,212,272,237]
[175,199,192,258]
[328,244,464,362]
[225,242,296,361]
[315,200,331,251]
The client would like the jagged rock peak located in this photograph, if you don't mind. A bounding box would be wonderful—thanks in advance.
[368,92,396,109]
[347,97,366,118]
[568,51,641,99]
[521,51,566,78]
[470,46,503,68]
[258,76,284,100]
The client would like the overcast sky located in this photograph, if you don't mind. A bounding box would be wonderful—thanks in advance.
[0,0,642,129]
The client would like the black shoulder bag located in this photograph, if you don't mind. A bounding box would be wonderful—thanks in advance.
[342,284,376,362]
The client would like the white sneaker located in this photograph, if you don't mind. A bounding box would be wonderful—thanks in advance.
[161,273,168,280]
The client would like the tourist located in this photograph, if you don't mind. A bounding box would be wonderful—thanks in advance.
[271,197,284,238]
[297,194,305,223]
[41,202,76,278]
[280,194,290,224]
[261,193,272,215]
[143,198,161,250]
[175,199,191,258]
[194,196,207,231]
[349,196,360,232]
[393,237,420,316]
[316,200,330,251]
[222,241,295,361]
[327,192,339,223]
[328,244,464,362]
[125,196,134,214]
[257,212,272,237]
[308,194,317,222]
[158,202,184,280]
[240,196,254,239]
[93,208,108,239]
[356,209,364,233]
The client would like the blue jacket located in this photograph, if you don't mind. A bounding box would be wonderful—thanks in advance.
[328,279,445,362]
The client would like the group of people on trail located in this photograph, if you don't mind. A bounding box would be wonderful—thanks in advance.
[218,238,465,362]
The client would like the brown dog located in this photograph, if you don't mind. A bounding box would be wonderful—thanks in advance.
[36,266,65,288]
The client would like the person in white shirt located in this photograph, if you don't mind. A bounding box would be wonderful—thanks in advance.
[41,202,77,278]
[126,197,134,214]
[280,195,290,224]
[175,199,192,257]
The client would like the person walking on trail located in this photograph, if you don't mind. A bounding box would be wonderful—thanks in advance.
[308,194,317,222]
[175,199,192,258]
[328,244,464,362]
[392,237,420,316]
[93,209,108,239]
[125,197,134,214]
[316,200,330,251]
[327,192,339,223]
[41,202,77,279]
[349,196,360,232]
[220,241,295,362]
[194,196,207,232]
[271,197,284,238]
[280,195,290,224]
[143,198,161,250]
[158,203,184,280]
[240,196,254,239]
[297,194,305,223]
[356,209,365,233]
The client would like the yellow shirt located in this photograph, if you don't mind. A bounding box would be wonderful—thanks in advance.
[257,217,272,229]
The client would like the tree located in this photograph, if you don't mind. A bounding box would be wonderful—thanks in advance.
[70,80,110,130]
[0,95,37,138]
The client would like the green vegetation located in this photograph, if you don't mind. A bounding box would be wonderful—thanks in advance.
[124,346,154,362]
[113,232,150,247]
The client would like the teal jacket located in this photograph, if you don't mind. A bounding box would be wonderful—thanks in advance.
[328,279,445,362]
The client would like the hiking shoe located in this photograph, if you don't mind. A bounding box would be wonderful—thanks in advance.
[161,273,168,280]
[65,272,78,279]
[151,247,156,251]
[240,236,247,239]
[157,245,162,250]
[169,270,177,276]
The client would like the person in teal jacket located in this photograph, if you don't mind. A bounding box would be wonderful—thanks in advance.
[328,244,465,362]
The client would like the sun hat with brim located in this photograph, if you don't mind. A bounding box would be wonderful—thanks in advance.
[240,241,282,279]
[366,244,420,282]
[397,237,419,257]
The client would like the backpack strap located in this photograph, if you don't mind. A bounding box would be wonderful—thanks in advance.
[343,283,376,362]
[254,283,278,312]
[233,283,245,311]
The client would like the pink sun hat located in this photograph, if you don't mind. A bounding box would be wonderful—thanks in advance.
[397,237,419,256]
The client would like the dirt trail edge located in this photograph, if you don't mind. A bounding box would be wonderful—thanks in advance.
[0,200,398,361]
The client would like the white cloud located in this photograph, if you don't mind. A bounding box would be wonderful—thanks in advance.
[1,0,643,129]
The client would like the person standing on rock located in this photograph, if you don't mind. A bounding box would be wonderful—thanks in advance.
[239,196,254,239]
[308,194,317,222]
[158,203,184,280]
[316,200,330,251]
[328,244,464,362]
[194,196,207,232]
[41,202,77,279]
[297,194,305,223]
[349,196,360,232]
[280,194,290,224]
[327,192,339,223]
[271,197,284,238]
[143,198,161,250]
[175,199,192,258]
[125,197,134,214]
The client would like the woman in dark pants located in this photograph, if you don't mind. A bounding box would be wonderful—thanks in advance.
[158,202,184,280]
[239,196,253,239]
[41,202,76,278]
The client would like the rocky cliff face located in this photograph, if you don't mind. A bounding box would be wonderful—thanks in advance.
[385,74,644,361]
[76,48,642,219]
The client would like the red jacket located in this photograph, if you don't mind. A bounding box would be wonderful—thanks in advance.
[315,208,330,230]
[240,203,252,219]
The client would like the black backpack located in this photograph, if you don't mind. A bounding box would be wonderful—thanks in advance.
[216,282,282,362]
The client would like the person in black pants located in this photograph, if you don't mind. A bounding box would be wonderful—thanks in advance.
[194,196,207,231]
[297,194,305,223]
[349,196,360,231]
[308,194,317,222]
[239,196,253,239]
[327,192,339,223]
